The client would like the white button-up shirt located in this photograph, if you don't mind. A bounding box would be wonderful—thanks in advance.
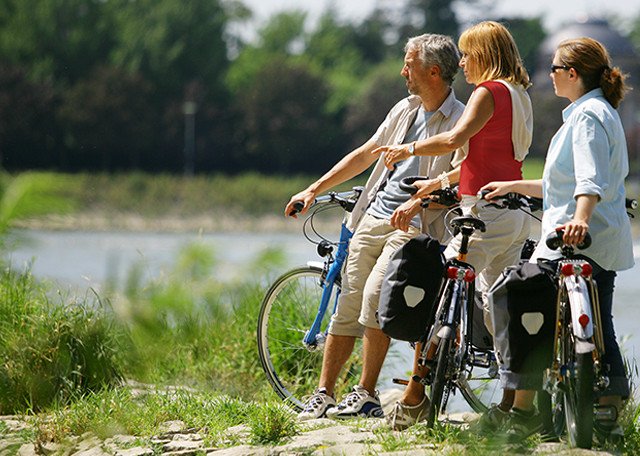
[531,88,634,272]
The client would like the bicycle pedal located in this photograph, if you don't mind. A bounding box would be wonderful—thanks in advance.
[392,378,409,386]
[412,374,431,386]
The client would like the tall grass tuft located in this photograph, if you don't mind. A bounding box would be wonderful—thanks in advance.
[247,402,299,445]
[0,265,125,414]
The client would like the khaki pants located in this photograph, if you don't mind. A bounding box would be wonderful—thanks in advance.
[328,213,420,337]
[443,202,531,335]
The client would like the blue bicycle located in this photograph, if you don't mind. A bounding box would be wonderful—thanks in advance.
[257,187,364,410]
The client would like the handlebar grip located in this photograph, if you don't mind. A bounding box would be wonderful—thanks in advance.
[627,198,638,210]
[289,201,305,216]
[477,189,491,200]
[399,176,428,195]
[545,229,592,250]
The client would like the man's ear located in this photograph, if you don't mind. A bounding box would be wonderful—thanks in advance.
[430,65,441,77]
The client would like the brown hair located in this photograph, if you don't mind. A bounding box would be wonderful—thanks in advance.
[458,21,530,88]
[556,37,629,108]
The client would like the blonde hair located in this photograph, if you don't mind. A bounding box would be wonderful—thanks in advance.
[458,21,530,88]
[556,37,629,108]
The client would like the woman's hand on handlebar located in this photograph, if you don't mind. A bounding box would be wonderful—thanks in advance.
[284,190,316,218]
[557,219,590,247]
[412,178,441,199]
[390,198,422,232]
[478,181,516,200]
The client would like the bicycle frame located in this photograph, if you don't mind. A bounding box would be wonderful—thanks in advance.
[546,258,607,389]
[302,221,352,348]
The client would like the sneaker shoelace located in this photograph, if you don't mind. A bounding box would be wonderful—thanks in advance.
[303,393,326,412]
[341,389,368,408]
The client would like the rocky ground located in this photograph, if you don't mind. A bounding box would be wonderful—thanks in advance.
[0,390,621,456]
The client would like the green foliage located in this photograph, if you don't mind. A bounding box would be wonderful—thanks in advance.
[0,266,125,414]
[247,402,299,445]
[108,0,229,99]
[498,17,546,75]
[0,0,115,83]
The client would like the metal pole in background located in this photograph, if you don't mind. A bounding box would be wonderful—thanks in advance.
[183,101,197,176]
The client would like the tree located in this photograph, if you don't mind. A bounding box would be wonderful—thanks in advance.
[0,63,58,169]
[0,0,115,84]
[343,60,408,149]
[108,0,230,101]
[57,66,156,171]
[497,17,546,75]
[234,58,341,174]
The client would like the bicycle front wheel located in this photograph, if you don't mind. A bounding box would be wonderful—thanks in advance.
[427,336,453,427]
[257,266,362,411]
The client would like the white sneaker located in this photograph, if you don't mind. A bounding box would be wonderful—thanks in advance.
[298,388,336,420]
[326,385,384,419]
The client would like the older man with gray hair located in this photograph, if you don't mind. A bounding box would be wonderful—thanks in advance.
[284,33,465,421]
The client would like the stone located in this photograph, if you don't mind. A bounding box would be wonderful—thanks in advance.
[158,421,186,435]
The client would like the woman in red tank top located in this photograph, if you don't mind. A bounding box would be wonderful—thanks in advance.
[374,21,534,431]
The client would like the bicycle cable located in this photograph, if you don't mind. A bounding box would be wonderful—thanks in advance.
[302,204,345,247]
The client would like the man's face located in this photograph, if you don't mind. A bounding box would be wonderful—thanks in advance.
[401,49,430,95]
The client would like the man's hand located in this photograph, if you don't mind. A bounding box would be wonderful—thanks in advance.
[284,190,316,218]
[391,198,422,232]
[371,144,411,170]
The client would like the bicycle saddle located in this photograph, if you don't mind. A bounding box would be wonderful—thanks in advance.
[450,216,486,233]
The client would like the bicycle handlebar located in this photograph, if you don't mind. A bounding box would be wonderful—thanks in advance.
[477,189,543,212]
[399,176,459,208]
[289,186,365,216]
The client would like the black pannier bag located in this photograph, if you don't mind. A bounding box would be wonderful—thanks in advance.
[378,234,445,342]
[488,260,557,375]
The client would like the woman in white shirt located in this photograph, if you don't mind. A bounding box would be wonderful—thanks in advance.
[481,37,634,443]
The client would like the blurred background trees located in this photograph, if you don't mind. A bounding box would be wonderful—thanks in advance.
[0,0,639,175]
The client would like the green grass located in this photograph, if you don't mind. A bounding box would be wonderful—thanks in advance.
[7,171,365,221]
[0,265,124,414]
[33,386,297,447]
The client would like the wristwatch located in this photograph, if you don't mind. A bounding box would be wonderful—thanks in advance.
[408,141,416,156]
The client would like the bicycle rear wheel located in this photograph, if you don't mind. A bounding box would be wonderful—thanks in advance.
[257,266,362,411]
[562,331,594,448]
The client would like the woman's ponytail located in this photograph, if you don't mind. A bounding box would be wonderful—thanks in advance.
[600,66,628,109]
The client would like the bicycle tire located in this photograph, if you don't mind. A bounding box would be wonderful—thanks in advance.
[453,286,502,414]
[257,266,362,411]
[557,288,593,448]
[563,344,594,448]
[457,352,502,413]
[427,336,453,427]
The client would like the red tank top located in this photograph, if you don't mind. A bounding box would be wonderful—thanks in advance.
[459,81,522,196]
